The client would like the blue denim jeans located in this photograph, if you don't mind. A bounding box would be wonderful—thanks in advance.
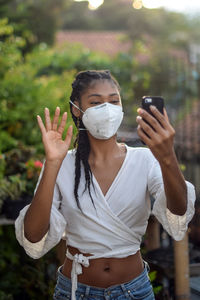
[53,262,155,300]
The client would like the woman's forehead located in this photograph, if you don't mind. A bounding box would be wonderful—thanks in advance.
[82,79,120,97]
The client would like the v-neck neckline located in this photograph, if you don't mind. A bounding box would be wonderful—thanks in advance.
[91,144,129,199]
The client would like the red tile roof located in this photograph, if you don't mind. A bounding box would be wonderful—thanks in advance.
[56,31,132,56]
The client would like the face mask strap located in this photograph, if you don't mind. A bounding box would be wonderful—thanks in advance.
[70,101,87,131]
[69,100,84,113]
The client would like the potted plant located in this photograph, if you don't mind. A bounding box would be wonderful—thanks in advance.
[0,174,28,219]
[0,144,43,220]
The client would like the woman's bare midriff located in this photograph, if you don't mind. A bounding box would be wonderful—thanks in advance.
[61,245,144,288]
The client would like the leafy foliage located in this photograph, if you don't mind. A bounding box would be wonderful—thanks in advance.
[0,225,57,299]
[149,271,163,295]
[0,144,44,215]
[0,20,76,154]
[0,0,71,50]
[0,19,139,155]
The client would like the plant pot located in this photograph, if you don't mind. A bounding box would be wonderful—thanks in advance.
[1,195,32,220]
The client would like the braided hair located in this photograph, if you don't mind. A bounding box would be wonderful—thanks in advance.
[69,70,120,209]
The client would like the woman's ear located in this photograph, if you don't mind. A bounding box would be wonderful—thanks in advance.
[72,101,81,118]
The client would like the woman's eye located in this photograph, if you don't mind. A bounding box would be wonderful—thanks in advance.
[110,100,120,104]
[90,100,119,105]
[90,101,101,105]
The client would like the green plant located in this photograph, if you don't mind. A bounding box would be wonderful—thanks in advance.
[0,144,44,215]
[0,291,13,300]
[149,270,163,295]
[0,154,6,180]
[22,158,43,195]
[0,174,26,201]
[0,225,57,299]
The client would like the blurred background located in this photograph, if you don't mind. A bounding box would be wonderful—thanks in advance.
[0,0,200,299]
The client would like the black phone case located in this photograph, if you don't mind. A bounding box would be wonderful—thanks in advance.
[142,96,164,115]
[140,96,164,145]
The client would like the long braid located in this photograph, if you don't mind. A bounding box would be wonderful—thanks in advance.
[69,70,120,209]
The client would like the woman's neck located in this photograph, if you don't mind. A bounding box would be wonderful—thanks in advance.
[88,134,123,162]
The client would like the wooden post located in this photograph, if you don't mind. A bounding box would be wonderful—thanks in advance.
[174,231,190,300]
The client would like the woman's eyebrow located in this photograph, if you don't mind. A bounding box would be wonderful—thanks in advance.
[87,93,119,98]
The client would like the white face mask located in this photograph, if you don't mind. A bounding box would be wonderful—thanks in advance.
[70,101,124,140]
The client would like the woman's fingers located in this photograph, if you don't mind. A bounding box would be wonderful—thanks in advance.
[137,108,164,133]
[137,124,151,145]
[137,106,176,159]
[42,107,72,141]
[136,115,158,140]
[149,106,168,129]
[45,108,52,131]
[37,115,46,136]
[52,107,60,131]
[150,106,175,137]
[163,107,169,122]
[57,112,67,135]
[64,125,73,148]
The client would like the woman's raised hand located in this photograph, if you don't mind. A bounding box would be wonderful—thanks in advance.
[37,107,73,163]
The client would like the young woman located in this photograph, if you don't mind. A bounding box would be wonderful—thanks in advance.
[15,70,195,300]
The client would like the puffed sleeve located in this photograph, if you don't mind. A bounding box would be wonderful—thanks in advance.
[147,154,196,241]
[15,161,67,259]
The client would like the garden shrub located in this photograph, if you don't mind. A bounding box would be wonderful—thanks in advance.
[0,225,57,300]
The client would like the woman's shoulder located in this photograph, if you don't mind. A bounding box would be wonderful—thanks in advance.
[126,145,156,163]
[126,145,151,155]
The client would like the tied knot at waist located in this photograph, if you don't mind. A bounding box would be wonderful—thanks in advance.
[73,253,90,274]
[66,249,90,300]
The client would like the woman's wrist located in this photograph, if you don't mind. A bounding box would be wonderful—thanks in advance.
[157,147,177,168]
[44,159,63,174]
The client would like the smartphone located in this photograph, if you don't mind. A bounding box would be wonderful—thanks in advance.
[142,96,164,116]
[140,96,164,144]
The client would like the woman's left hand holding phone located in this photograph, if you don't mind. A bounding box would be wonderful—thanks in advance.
[136,106,175,165]
[136,106,187,216]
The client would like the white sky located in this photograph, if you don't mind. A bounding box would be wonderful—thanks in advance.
[142,0,200,13]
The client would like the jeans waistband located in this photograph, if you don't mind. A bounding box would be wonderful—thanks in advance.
[56,260,150,297]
